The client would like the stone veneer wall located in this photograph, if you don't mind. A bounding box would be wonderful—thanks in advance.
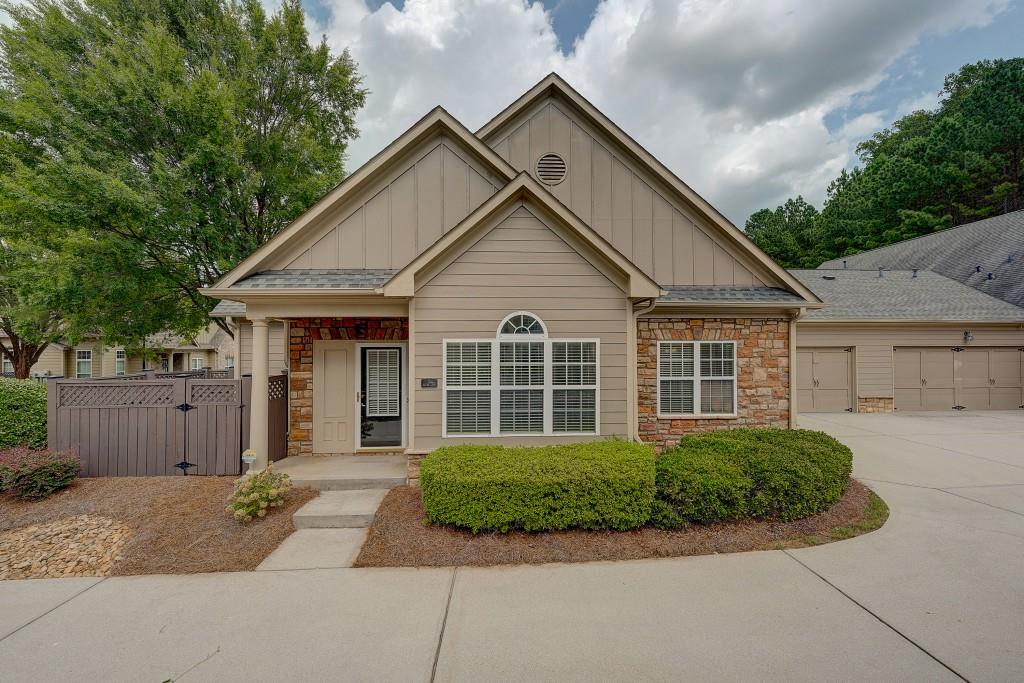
[857,397,894,413]
[288,317,409,456]
[637,318,790,452]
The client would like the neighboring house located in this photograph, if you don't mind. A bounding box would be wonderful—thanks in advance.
[206,73,823,463]
[792,213,1024,414]
[1,323,233,379]
[818,210,1024,308]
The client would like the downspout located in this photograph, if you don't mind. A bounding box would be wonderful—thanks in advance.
[789,307,806,428]
[630,297,658,443]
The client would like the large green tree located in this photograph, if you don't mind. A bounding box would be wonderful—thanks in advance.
[0,0,367,375]
[746,58,1024,267]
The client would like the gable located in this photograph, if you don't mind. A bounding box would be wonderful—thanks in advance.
[418,203,628,296]
[210,107,515,290]
[487,97,768,288]
[384,173,662,299]
[275,136,501,271]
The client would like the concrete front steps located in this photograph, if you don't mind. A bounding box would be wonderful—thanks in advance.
[292,489,389,529]
[274,454,406,492]
[257,456,404,571]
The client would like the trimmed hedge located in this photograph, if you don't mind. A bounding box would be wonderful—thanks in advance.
[0,378,48,449]
[653,428,852,528]
[420,442,656,533]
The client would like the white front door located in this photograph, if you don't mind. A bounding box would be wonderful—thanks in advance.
[313,341,353,454]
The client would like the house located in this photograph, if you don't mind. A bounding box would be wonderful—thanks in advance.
[1,324,234,379]
[792,213,1024,414]
[205,73,824,467]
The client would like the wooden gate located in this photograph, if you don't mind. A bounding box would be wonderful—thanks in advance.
[47,374,289,477]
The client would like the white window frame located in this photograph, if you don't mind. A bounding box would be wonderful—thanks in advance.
[115,349,126,376]
[657,340,738,419]
[2,356,13,375]
[191,357,204,371]
[75,350,93,378]
[442,314,600,438]
[224,356,235,369]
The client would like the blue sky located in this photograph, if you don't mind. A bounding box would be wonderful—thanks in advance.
[297,0,1021,223]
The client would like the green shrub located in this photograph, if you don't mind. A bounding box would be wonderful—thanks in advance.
[420,441,656,533]
[226,465,292,522]
[0,378,48,449]
[652,450,753,528]
[653,428,852,526]
[0,447,80,499]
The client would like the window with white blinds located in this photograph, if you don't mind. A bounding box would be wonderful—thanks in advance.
[444,342,491,434]
[443,313,599,437]
[658,341,737,416]
[365,348,401,417]
[552,341,597,433]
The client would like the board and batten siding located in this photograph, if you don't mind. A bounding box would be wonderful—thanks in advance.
[412,203,629,449]
[279,137,499,271]
[796,324,1024,399]
[237,320,288,376]
[489,100,767,287]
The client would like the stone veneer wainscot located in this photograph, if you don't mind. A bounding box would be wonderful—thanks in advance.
[287,317,409,456]
[637,318,790,452]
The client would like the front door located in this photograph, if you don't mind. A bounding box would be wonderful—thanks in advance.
[313,341,353,454]
[359,346,403,448]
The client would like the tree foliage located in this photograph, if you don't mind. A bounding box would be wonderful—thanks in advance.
[0,0,367,372]
[745,59,1024,267]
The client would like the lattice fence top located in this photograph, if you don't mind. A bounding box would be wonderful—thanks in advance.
[59,383,175,408]
[268,375,287,401]
[189,382,240,405]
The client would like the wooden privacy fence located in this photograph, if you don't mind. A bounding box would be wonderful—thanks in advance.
[47,374,288,477]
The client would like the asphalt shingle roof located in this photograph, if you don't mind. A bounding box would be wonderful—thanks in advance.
[231,269,397,289]
[817,210,1024,308]
[657,286,805,305]
[790,269,1024,321]
[209,300,246,317]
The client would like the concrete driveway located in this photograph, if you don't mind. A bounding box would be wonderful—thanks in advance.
[1,411,1022,682]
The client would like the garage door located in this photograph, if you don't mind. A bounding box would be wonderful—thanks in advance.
[894,347,1023,411]
[958,348,1023,410]
[796,348,852,412]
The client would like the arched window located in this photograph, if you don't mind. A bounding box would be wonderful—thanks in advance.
[498,312,547,337]
[444,312,599,437]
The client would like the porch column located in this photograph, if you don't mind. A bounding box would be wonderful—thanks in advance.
[250,317,270,470]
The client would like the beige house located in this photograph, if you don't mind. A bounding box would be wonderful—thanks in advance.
[794,213,1024,413]
[207,74,827,466]
[1,324,233,379]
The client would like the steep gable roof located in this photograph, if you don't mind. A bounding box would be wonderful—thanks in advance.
[384,172,663,299]
[211,107,518,290]
[477,74,820,303]
[818,210,1024,308]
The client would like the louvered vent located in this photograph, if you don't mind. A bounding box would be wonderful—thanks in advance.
[536,153,567,185]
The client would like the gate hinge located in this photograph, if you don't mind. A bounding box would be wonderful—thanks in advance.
[175,402,195,412]
[952,405,966,410]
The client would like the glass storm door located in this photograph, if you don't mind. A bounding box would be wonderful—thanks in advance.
[360,347,403,447]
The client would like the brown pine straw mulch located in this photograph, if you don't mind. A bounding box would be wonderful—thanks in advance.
[355,479,886,567]
[0,477,318,578]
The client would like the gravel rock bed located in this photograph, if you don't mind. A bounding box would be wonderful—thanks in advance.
[0,514,130,580]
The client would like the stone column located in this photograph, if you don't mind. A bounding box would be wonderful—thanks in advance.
[250,317,270,471]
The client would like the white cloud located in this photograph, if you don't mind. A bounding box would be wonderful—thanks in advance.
[297,0,1009,223]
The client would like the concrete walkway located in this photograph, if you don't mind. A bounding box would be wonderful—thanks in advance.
[1,411,1023,681]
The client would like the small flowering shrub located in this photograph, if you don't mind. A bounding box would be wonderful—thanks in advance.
[226,465,292,523]
[0,447,80,499]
